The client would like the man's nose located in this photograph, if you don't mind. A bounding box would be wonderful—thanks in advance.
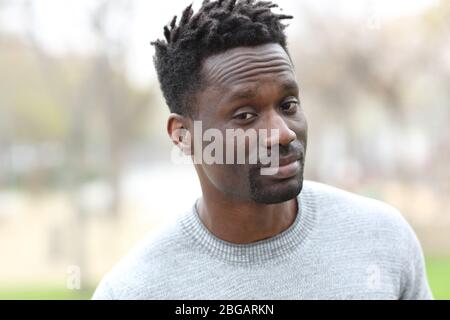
[262,112,296,148]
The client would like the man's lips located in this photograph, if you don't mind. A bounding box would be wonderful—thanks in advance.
[260,154,302,179]
[278,155,302,167]
[261,154,302,167]
[271,160,300,179]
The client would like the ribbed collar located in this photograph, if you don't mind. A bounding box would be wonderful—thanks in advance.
[179,185,317,265]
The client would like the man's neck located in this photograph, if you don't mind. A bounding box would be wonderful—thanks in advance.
[196,193,298,244]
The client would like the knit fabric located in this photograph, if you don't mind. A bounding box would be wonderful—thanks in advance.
[92,180,433,300]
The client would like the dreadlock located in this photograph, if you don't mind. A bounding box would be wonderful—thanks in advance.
[151,0,293,117]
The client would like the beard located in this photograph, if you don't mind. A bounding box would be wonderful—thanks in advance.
[247,160,304,204]
[247,139,306,204]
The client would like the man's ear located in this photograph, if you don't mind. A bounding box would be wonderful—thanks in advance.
[167,113,192,155]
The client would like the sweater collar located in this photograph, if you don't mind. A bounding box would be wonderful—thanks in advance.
[179,184,317,265]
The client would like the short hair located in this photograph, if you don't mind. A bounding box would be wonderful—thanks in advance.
[151,0,293,117]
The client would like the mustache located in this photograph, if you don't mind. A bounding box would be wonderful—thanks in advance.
[256,140,305,168]
[278,141,303,157]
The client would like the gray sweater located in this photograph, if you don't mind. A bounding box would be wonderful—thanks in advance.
[92,180,433,299]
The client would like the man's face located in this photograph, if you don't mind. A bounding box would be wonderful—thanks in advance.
[189,43,308,204]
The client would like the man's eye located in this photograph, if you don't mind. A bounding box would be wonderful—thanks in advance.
[234,112,256,121]
[281,100,299,113]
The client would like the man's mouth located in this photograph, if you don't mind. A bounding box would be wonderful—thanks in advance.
[260,154,302,179]
[269,159,301,179]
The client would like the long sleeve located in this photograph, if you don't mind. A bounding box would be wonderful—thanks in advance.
[91,276,115,300]
[399,220,433,300]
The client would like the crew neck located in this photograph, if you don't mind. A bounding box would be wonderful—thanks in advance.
[179,185,317,265]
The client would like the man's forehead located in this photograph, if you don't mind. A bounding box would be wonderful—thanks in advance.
[201,43,294,87]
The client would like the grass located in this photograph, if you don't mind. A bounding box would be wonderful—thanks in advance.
[425,256,450,300]
[0,256,448,300]
[0,286,94,300]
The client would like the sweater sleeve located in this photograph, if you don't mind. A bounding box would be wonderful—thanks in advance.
[91,276,115,300]
[399,219,434,300]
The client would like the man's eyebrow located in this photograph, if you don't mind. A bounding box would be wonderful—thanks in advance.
[224,80,299,104]
[225,86,258,102]
[281,80,299,94]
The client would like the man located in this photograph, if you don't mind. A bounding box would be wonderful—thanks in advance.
[92,0,433,299]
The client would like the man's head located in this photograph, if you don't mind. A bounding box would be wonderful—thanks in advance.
[152,0,308,204]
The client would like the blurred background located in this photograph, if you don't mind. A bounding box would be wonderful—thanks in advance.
[0,0,449,299]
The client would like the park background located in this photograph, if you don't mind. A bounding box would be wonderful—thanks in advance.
[0,0,449,299]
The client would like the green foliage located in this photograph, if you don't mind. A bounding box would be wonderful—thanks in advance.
[0,256,448,300]
[426,256,450,300]
[0,286,94,300]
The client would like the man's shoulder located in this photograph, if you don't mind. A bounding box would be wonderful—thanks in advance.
[92,213,191,299]
[303,180,431,299]
[303,180,413,237]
